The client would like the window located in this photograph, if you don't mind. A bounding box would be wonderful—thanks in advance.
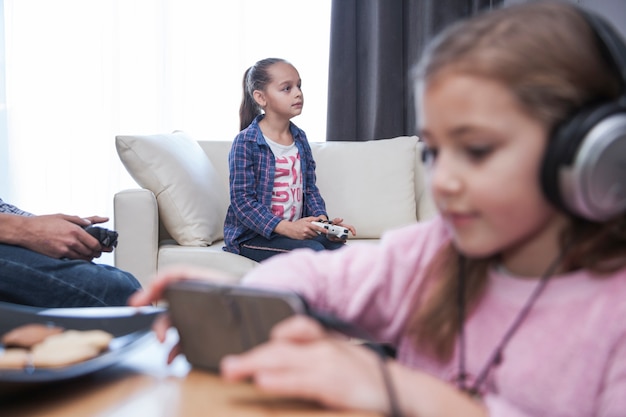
[1,0,331,264]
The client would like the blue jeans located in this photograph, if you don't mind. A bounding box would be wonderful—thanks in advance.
[0,244,142,308]
[240,234,345,263]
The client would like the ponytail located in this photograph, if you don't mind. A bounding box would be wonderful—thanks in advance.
[239,67,260,130]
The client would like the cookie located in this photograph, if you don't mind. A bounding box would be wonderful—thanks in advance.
[72,329,114,350]
[29,329,113,367]
[36,329,113,351]
[1,323,64,348]
[0,348,31,369]
[0,326,114,369]
[31,343,100,368]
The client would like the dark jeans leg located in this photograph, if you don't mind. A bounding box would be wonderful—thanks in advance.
[0,244,142,308]
[240,234,345,263]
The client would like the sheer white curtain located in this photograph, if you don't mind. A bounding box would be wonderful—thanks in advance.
[2,0,330,263]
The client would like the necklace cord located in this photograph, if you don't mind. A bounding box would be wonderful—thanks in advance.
[457,255,468,390]
[457,249,568,396]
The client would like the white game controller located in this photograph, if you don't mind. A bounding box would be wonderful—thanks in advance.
[312,221,349,240]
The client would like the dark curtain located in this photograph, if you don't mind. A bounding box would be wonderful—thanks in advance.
[326,0,503,141]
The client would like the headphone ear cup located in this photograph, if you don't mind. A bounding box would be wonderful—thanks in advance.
[541,102,626,222]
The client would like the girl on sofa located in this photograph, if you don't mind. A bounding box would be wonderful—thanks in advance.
[132,2,626,416]
[223,57,356,262]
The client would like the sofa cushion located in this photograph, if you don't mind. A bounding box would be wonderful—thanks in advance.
[116,131,228,246]
[311,136,419,238]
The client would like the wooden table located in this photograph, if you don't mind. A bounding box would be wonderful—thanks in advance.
[0,333,378,417]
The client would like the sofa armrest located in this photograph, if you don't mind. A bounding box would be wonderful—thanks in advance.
[114,189,159,286]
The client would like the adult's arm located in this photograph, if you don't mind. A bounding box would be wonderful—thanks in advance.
[0,213,106,261]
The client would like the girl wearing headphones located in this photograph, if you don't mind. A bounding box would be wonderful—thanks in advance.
[131,1,626,416]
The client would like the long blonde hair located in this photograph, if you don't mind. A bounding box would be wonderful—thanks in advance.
[408,0,626,362]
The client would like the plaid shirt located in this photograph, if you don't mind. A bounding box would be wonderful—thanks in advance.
[223,115,327,254]
[0,198,33,216]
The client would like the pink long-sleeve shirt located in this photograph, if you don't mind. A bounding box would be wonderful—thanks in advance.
[242,216,626,417]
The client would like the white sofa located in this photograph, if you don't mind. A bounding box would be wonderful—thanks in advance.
[113,131,437,286]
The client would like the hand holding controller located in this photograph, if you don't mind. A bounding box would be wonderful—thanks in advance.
[84,225,119,248]
[312,221,349,240]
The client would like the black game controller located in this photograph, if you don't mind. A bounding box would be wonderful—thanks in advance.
[84,225,119,248]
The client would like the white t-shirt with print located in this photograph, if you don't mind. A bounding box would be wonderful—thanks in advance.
[265,136,303,221]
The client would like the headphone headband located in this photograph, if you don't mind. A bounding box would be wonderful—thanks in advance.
[540,6,626,222]
[583,10,626,93]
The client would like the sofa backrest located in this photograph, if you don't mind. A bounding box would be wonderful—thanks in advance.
[117,132,436,247]
[200,136,436,239]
